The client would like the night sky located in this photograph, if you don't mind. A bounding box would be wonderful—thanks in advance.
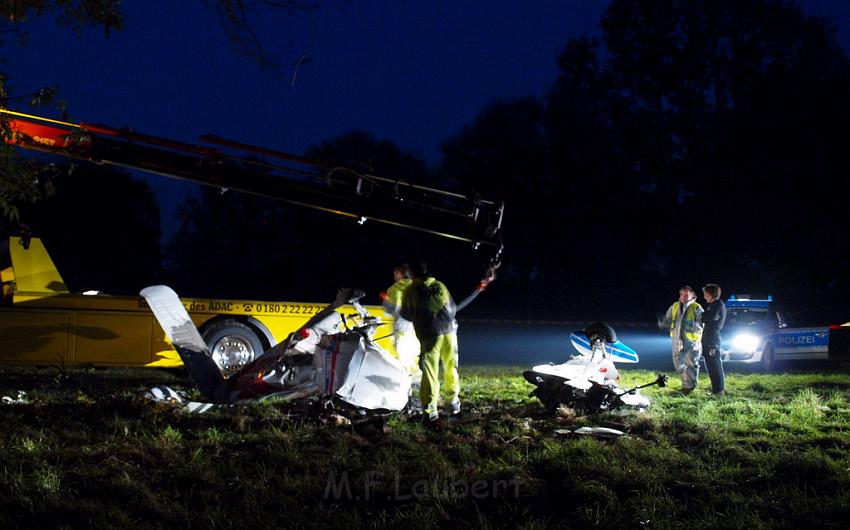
[5,1,609,233]
[6,0,846,235]
[7,2,607,159]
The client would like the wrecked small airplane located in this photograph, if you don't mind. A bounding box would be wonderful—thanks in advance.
[140,285,411,412]
[142,285,663,418]
[523,322,667,413]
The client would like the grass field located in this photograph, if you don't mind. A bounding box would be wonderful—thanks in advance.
[1,364,849,529]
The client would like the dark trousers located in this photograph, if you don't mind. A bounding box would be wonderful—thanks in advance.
[702,344,725,393]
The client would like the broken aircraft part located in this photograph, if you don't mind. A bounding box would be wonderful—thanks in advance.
[140,285,411,411]
[524,322,667,414]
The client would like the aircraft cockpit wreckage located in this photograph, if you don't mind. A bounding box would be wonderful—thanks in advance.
[141,285,410,414]
[142,286,665,418]
[524,323,667,414]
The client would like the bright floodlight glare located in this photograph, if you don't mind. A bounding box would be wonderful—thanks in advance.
[732,333,760,352]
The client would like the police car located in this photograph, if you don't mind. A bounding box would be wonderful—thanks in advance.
[722,295,850,371]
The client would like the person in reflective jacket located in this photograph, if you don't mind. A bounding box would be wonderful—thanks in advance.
[380,263,422,413]
[380,263,422,400]
[660,285,704,393]
[401,261,460,421]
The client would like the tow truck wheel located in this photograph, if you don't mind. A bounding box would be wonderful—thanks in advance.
[760,343,776,373]
[202,320,265,377]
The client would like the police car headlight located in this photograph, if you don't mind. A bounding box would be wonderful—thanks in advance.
[731,333,760,352]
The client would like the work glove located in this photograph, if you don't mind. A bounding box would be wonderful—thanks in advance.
[478,266,498,291]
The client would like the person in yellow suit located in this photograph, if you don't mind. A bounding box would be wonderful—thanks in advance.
[401,262,460,421]
[659,285,704,393]
[380,264,421,384]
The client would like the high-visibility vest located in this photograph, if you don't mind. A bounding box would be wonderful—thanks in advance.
[670,301,702,342]
[402,276,457,337]
[384,278,413,335]
[384,278,411,316]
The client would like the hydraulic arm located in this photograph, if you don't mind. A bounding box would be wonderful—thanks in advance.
[1,108,504,260]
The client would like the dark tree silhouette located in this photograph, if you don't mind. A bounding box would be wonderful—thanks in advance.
[203,0,337,77]
[304,130,490,304]
[595,0,850,320]
[304,130,433,184]
[16,164,161,294]
[164,185,302,300]
[165,131,486,304]
[441,0,850,321]
[439,97,549,319]
[0,1,124,223]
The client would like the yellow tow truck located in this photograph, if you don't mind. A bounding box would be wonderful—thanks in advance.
[0,235,389,375]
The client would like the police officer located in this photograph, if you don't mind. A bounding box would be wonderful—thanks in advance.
[701,284,726,395]
[660,286,704,394]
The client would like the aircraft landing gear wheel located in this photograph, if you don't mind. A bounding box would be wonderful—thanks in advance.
[202,320,264,377]
[585,322,617,343]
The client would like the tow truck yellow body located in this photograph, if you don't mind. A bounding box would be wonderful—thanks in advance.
[0,236,389,374]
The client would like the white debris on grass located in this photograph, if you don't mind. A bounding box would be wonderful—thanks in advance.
[1,390,27,405]
[554,426,626,438]
[143,385,217,414]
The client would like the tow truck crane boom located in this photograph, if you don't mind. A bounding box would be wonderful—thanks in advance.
[1,108,504,262]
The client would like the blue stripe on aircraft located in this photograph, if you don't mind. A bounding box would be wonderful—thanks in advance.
[570,332,639,362]
[607,341,639,362]
[572,333,591,349]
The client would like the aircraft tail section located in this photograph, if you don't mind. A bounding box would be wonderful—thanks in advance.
[140,285,228,402]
